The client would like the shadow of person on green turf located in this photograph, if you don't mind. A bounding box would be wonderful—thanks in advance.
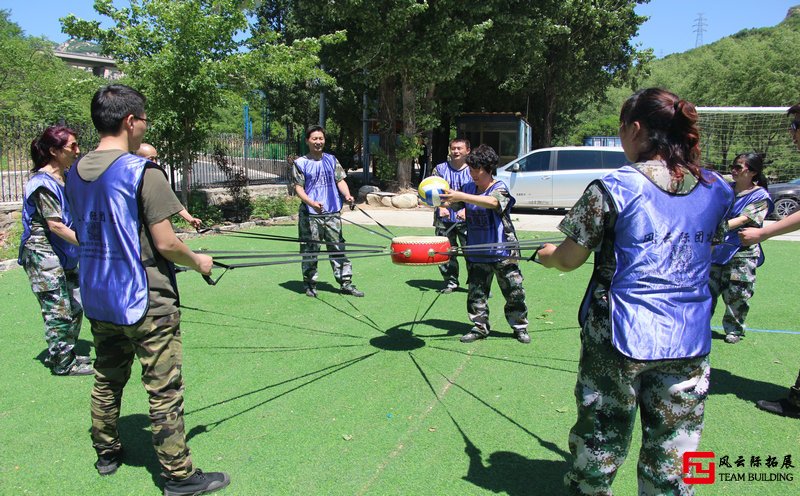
[456,412,569,495]
[709,367,788,404]
[279,280,339,296]
[115,413,164,490]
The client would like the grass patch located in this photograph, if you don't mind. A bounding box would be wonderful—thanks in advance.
[0,226,798,495]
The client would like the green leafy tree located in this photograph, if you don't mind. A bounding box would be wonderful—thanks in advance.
[255,0,490,188]
[62,0,325,203]
[0,9,99,124]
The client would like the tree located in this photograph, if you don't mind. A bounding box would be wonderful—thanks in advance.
[62,0,326,203]
[255,0,490,188]
[0,9,99,124]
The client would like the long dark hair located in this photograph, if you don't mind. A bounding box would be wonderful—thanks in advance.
[620,88,702,182]
[30,125,76,172]
[733,152,769,188]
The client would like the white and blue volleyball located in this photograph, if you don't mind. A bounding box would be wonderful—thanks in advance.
[418,176,450,207]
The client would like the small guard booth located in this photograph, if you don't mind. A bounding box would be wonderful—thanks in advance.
[455,112,533,166]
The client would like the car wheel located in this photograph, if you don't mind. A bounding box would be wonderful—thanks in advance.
[774,197,800,219]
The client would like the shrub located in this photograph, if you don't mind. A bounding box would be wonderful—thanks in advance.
[251,196,301,219]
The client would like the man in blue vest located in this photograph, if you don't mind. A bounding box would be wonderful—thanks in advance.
[66,84,230,495]
[293,125,364,298]
[430,138,472,293]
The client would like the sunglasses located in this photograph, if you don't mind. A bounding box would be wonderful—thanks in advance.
[64,142,79,152]
[731,164,747,171]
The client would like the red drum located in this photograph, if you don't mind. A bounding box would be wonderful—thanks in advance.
[390,236,451,266]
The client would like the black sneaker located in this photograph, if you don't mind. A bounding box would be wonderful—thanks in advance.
[341,284,364,297]
[724,334,742,344]
[438,285,458,294]
[163,469,230,496]
[514,330,531,344]
[95,449,123,476]
[460,331,486,343]
[756,399,800,419]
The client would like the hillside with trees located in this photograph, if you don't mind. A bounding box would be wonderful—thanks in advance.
[564,6,800,179]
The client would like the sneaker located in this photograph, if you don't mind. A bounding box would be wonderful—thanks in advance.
[438,285,458,294]
[724,334,742,344]
[76,355,92,365]
[95,449,123,476]
[163,469,231,496]
[305,287,317,298]
[460,330,486,343]
[756,399,800,419]
[341,284,364,297]
[514,330,531,344]
[55,362,94,376]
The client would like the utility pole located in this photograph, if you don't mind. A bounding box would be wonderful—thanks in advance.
[693,13,707,48]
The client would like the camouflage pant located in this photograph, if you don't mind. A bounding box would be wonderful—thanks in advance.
[565,332,709,496]
[466,260,528,335]
[298,210,352,288]
[90,312,194,479]
[21,247,83,374]
[709,259,757,337]
[435,222,467,289]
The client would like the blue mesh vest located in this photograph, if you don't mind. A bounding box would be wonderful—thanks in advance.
[66,153,151,325]
[585,166,734,360]
[296,154,342,214]
[434,162,471,223]
[18,172,79,270]
[463,180,516,263]
[710,186,773,266]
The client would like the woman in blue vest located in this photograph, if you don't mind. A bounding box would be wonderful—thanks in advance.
[18,125,92,376]
[709,152,773,344]
[538,88,733,495]
[439,144,530,344]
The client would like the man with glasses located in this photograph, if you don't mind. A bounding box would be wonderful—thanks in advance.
[430,138,471,293]
[739,102,800,419]
[136,143,202,229]
[66,84,230,494]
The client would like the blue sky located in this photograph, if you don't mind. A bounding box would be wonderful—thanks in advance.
[4,0,799,57]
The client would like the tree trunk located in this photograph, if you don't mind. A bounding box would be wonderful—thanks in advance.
[432,111,451,167]
[397,75,415,188]
[378,76,398,181]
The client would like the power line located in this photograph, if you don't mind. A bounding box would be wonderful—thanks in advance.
[693,13,707,48]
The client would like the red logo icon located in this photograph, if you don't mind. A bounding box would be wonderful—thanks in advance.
[683,451,716,484]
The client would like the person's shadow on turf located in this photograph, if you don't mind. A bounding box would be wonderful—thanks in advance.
[87,413,164,490]
[710,367,788,404]
[461,428,569,495]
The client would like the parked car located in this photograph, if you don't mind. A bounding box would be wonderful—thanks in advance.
[495,146,629,209]
[768,178,800,219]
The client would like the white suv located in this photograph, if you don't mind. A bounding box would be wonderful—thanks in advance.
[495,146,629,209]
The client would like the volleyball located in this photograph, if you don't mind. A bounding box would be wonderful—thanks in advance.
[418,176,450,207]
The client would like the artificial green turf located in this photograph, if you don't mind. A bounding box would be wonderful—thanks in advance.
[0,225,798,495]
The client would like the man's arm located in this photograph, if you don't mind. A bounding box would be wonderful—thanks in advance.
[149,218,212,274]
[294,183,324,213]
[336,179,354,205]
[739,210,800,245]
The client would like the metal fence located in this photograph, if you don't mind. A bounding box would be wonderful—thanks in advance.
[0,118,298,203]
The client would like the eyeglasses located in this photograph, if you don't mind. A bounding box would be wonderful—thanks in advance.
[133,115,149,124]
[64,142,79,152]
[731,164,748,171]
